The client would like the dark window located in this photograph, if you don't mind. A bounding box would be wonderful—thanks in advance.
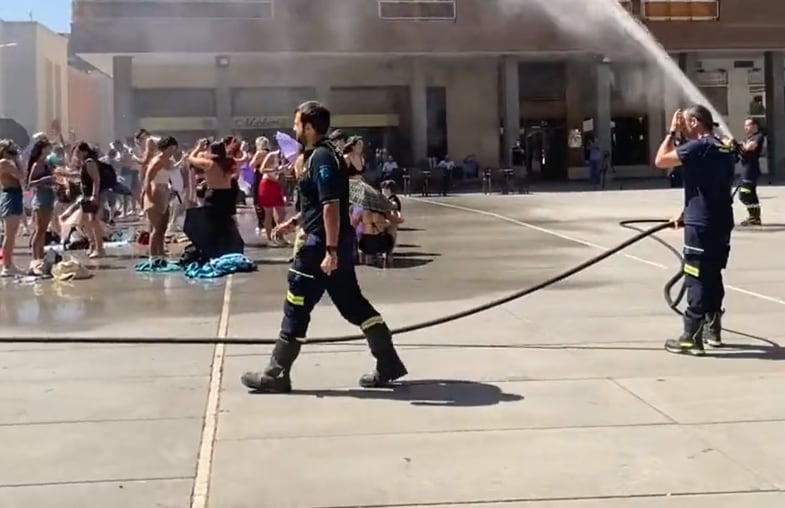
[426,87,447,159]
[612,116,649,166]
[699,86,729,116]
[76,1,273,19]
[378,1,456,20]
[134,89,217,117]
[519,63,565,101]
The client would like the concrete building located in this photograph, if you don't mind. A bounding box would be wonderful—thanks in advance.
[68,55,114,146]
[0,20,69,140]
[69,0,785,179]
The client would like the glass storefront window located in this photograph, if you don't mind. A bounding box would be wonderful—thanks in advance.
[612,116,649,166]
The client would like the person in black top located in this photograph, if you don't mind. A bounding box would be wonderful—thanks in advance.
[241,101,407,393]
[655,105,736,356]
[737,118,764,226]
[73,142,105,258]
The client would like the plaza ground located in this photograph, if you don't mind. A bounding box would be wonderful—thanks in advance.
[1,187,785,508]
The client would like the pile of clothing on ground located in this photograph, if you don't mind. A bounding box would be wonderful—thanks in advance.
[135,252,256,279]
[135,207,256,279]
[23,249,92,282]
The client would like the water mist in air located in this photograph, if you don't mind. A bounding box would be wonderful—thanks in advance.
[500,0,733,138]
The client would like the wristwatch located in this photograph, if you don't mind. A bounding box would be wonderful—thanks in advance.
[326,246,337,254]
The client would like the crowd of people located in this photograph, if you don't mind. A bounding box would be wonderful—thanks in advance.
[0,123,405,278]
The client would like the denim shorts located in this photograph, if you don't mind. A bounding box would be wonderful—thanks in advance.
[0,187,24,217]
[31,186,56,212]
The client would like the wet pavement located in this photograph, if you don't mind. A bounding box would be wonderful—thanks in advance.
[1,188,785,508]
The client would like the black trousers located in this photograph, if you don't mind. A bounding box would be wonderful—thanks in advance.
[252,171,265,228]
[738,179,760,212]
[682,225,731,319]
[280,234,382,339]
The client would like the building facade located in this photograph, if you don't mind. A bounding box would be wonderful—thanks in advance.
[70,0,785,179]
[68,56,114,146]
[0,21,70,140]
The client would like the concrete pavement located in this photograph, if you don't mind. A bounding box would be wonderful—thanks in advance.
[1,187,784,507]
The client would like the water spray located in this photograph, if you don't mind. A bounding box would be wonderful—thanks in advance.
[510,0,734,139]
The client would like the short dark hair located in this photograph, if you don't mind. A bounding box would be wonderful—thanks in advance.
[683,104,715,131]
[296,101,331,136]
[157,136,178,150]
[134,129,150,140]
[74,141,98,160]
[745,117,761,128]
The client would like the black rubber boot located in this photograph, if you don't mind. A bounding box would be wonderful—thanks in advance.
[665,315,706,356]
[240,337,302,393]
[740,208,762,226]
[359,322,408,388]
[703,311,723,348]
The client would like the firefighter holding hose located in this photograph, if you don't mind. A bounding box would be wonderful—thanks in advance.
[654,105,736,356]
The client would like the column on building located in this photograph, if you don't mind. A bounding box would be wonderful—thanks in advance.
[444,58,500,168]
[501,56,520,168]
[112,56,134,139]
[410,58,428,165]
[215,56,232,134]
[764,51,785,181]
[595,58,613,164]
[679,52,699,81]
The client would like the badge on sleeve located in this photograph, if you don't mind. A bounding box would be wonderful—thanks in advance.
[318,164,332,183]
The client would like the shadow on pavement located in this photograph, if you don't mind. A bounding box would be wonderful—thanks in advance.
[289,379,524,407]
[736,223,785,233]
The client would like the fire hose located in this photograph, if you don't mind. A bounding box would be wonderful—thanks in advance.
[1,219,700,345]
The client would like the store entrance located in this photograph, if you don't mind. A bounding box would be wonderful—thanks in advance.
[522,119,568,181]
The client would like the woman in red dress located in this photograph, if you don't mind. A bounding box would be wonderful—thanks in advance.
[256,149,288,246]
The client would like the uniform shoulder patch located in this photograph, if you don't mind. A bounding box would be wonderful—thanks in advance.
[318,164,332,183]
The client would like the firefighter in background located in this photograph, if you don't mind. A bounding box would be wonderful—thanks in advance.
[737,118,764,226]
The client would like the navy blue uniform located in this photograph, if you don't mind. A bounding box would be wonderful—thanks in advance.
[738,132,764,223]
[281,140,380,339]
[241,136,407,393]
[676,135,735,323]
